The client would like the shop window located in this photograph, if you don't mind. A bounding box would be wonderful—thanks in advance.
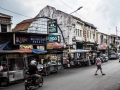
[1,24,7,32]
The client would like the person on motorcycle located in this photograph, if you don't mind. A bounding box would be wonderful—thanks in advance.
[28,60,41,84]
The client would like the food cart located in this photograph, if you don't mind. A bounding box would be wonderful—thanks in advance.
[38,51,62,76]
[67,49,91,68]
[0,50,29,86]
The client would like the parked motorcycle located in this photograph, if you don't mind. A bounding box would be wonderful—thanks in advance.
[24,70,43,90]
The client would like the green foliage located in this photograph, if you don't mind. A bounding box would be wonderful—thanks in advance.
[110,43,115,48]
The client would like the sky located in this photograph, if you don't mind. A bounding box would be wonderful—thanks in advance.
[0,0,120,35]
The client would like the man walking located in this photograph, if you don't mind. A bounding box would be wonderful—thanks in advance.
[94,55,105,75]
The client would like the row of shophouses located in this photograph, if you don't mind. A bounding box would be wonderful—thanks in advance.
[0,5,120,56]
[1,5,120,85]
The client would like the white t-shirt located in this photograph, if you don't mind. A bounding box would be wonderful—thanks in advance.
[96,58,102,65]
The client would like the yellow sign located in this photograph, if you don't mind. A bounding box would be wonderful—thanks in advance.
[47,43,53,49]
[20,45,33,49]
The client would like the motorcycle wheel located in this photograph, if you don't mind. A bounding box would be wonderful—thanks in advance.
[38,77,43,87]
[25,83,31,90]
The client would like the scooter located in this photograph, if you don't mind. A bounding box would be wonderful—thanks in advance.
[24,70,43,90]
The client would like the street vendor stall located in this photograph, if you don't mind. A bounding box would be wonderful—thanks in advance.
[67,49,91,68]
[0,50,30,86]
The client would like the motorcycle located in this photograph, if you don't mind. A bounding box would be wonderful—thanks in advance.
[24,70,43,90]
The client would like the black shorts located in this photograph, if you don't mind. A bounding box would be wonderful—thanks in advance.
[97,65,102,69]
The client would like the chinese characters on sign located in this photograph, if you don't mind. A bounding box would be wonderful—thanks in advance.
[47,19,57,33]
[14,33,47,45]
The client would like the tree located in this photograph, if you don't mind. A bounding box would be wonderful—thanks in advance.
[110,43,115,48]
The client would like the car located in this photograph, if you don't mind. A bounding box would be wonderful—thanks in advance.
[117,50,120,56]
[100,56,105,63]
[101,54,108,62]
[109,53,118,60]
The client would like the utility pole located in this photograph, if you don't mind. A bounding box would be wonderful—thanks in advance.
[67,6,83,52]
[116,27,118,53]
[67,26,71,52]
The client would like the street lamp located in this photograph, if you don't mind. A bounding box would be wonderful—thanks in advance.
[69,6,83,15]
[68,6,83,52]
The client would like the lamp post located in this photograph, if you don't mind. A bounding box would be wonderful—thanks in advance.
[69,6,83,15]
[68,6,83,52]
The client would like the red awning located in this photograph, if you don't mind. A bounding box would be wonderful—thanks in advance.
[47,42,63,49]
[15,49,32,53]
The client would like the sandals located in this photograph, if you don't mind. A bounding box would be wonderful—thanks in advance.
[94,74,105,75]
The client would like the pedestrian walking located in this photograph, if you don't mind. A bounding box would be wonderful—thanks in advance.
[94,55,105,75]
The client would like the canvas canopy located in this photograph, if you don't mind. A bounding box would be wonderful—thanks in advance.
[68,49,91,54]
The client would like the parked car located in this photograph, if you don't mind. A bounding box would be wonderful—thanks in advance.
[109,53,118,60]
[100,54,108,62]
[100,56,104,63]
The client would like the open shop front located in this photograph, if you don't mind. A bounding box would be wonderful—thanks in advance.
[37,42,63,76]
[0,50,30,86]
[26,49,63,76]
[67,49,91,68]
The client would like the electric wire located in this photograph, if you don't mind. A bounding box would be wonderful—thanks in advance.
[0,6,32,18]
[58,0,87,21]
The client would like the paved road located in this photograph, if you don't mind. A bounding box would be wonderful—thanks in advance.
[1,59,120,90]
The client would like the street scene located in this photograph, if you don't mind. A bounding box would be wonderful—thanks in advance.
[1,59,120,90]
[1,0,120,90]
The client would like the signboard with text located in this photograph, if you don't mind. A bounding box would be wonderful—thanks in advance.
[37,46,45,50]
[14,33,47,45]
[20,45,33,49]
[47,19,57,33]
[48,35,61,42]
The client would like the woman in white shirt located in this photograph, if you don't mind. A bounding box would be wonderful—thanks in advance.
[94,55,105,75]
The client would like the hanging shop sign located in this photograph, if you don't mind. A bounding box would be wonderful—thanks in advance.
[14,33,47,45]
[47,19,57,33]
[20,45,33,49]
[48,35,61,42]
[37,46,45,50]
[46,43,53,49]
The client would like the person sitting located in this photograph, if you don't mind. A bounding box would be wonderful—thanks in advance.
[28,60,41,84]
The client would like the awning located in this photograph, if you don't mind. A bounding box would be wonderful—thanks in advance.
[31,49,47,54]
[0,49,46,54]
[68,49,91,54]
[0,42,9,50]
[47,42,63,49]
[0,50,30,53]
[16,49,32,53]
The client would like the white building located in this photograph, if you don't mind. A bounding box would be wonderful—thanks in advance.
[0,13,12,32]
[37,5,97,50]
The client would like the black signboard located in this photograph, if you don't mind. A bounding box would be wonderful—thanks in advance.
[47,19,57,33]
[14,33,47,45]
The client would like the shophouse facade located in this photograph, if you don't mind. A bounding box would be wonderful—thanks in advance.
[37,5,98,51]
[0,13,12,32]
[13,17,67,72]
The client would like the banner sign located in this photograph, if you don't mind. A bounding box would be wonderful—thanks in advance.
[20,45,33,49]
[47,43,54,49]
[37,46,45,50]
[47,19,57,33]
[48,35,61,42]
[14,33,47,45]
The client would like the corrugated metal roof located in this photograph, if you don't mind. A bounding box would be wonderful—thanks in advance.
[13,18,36,32]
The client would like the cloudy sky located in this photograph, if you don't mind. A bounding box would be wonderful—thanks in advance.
[0,0,120,35]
